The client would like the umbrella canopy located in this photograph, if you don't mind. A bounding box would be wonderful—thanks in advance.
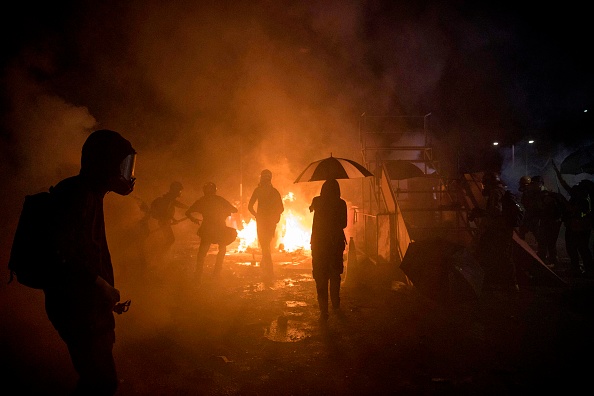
[400,238,484,301]
[560,143,594,174]
[384,160,425,180]
[294,155,373,183]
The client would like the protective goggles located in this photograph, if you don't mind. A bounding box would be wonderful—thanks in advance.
[120,153,136,181]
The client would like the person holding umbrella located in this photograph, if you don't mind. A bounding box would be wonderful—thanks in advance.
[309,178,348,323]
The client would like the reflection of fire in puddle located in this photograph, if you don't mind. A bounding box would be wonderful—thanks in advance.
[282,276,313,287]
[265,315,311,343]
[285,301,307,308]
[235,261,258,267]
[242,276,313,293]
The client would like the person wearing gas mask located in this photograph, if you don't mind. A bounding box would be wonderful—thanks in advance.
[44,129,136,395]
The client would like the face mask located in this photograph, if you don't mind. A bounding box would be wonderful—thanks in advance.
[110,153,136,195]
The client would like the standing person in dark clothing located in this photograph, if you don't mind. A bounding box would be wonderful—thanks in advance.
[186,182,238,282]
[529,175,566,268]
[553,162,593,276]
[518,175,537,241]
[248,169,284,278]
[470,171,518,291]
[150,181,189,250]
[309,179,348,323]
[44,129,136,395]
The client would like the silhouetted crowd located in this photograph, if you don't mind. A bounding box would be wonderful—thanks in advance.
[516,167,594,277]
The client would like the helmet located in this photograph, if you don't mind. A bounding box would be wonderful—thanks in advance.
[261,169,272,180]
[203,182,217,195]
[481,171,501,186]
[531,175,544,186]
[519,176,531,192]
[170,181,183,193]
[81,129,136,195]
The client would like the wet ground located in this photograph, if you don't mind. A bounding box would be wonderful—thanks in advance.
[3,238,594,395]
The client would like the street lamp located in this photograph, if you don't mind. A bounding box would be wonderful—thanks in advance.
[494,140,535,174]
[524,139,535,176]
[512,139,535,175]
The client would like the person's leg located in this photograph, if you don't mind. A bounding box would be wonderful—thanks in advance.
[535,224,548,264]
[213,244,226,275]
[546,221,562,266]
[577,230,593,274]
[195,242,210,282]
[565,228,581,275]
[67,331,118,396]
[329,272,341,310]
[163,225,175,249]
[258,223,275,276]
[315,276,329,321]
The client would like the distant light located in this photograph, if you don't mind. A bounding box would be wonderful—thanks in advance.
[493,142,499,146]
[585,109,588,113]
[528,140,535,144]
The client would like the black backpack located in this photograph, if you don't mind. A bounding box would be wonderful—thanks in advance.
[8,190,60,289]
[502,190,526,227]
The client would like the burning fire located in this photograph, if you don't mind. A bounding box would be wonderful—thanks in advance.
[235,192,312,254]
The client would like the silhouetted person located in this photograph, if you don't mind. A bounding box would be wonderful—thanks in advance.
[309,179,347,322]
[529,175,566,268]
[44,129,136,395]
[518,175,536,241]
[553,162,594,276]
[186,182,237,282]
[150,181,188,250]
[470,171,518,291]
[248,169,284,278]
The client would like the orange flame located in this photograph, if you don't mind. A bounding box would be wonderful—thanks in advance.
[235,192,312,254]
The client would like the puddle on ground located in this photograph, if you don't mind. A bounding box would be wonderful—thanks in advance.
[242,275,314,294]
[265,315,311,342]
[235,261,258,267]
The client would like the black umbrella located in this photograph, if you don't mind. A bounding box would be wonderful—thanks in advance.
[294,154,373,183]
[560,143,594,174]
[400,238,484,301]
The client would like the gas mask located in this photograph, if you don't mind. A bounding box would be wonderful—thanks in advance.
[109,153,137,195]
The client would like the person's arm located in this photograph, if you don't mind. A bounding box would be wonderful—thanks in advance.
[248,189,258,218]
[275,189,284,216]
[225,198,238,214]
[95,275,120,309]
[174,200,189,210]
[339,199,348,229]
[185,201,201,224]
[552,161,571,194]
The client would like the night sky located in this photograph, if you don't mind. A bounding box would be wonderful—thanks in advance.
[1,1,592,243]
